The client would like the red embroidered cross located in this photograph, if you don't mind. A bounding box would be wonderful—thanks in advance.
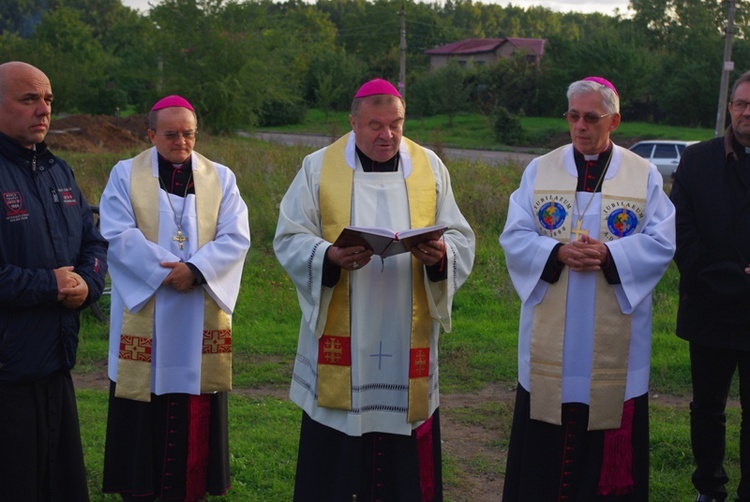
[318,335,352,366]
[409,348,430,378]
[119,334,152,362]
[202,329,232,354]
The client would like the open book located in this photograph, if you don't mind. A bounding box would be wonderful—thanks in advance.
[333,224,447,258]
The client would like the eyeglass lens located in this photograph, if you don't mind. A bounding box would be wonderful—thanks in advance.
[163,130,197,140]
[564,111,608,124]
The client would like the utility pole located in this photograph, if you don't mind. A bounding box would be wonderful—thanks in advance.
[715,0,736,137]
[398,0,406,100]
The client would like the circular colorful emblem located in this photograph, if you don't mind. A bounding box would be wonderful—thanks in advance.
[607,208,638,237]
[537,202,567,230]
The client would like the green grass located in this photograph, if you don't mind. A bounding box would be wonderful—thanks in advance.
[650,403,742,501]
[69,128,736,500]
[260,109,716,152]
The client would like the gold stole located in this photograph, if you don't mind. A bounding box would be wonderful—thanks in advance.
[115,148,232,402]
[530,146,648,430]
[318,133,436,423]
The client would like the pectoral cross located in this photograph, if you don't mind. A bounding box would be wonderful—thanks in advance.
[571,219,588,240]
[173,228,188,250]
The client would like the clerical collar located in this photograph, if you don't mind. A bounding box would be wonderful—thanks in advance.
[355,147,400,172]
[157,153,194,196]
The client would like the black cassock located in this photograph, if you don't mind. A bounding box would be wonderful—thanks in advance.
[502,385,649,502]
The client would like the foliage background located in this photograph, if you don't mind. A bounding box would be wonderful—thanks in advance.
[2,0,749,134]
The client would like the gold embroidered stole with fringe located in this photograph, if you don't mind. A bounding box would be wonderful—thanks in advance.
[530,146,648,430]
[115,148,232,402]
[318,133,436,423]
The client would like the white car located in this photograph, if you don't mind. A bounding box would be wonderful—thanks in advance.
[628,140,698,179]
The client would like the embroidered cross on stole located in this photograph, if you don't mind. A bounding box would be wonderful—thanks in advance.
[530,146,648,430]
[318,133,436,423]
[115,148,232,402]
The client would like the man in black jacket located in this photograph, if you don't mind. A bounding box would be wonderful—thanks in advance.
[0,61,108,501]
[671,70,750,502]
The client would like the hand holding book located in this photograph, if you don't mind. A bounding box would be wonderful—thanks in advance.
[333,224,447,267]
[326,241,374,271]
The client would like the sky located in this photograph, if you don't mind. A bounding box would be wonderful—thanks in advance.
[489,0,630,15]
[120,0,631,16]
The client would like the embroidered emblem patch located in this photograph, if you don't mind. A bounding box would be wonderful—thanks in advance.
[607,208,639,237]
[318,335,352,366]
[3,191,29,221]
[3,192,22,212]
[202,329,232,354]
[409,347,430,378]
[119,334,153,362]
[58,188,78,206]
[537,201,567,231]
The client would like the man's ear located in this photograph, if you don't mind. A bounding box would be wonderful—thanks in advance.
[609,113,622,132]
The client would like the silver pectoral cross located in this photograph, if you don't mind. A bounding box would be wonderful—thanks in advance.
[571,219,588,240]
[173,228,188,250]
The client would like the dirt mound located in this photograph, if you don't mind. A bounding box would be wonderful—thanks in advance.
[47,114,149,153]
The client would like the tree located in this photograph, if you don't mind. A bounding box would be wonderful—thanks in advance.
[28,7,111,113]
[409,61,469,126]
[306,48,366,114]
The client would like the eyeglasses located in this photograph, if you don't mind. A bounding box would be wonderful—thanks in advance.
[563,111,614,124]
[729,100,750,112]
[158,130,198,141]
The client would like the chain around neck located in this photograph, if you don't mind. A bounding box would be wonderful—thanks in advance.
[159,170,193,233]
[573,147,614,236]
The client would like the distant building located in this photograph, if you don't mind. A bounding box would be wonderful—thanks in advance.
[425,37,547,70]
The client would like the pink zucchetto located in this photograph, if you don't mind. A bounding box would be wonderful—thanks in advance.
[354,78,402,99]
[150,95,195,112]
[583,76,618,96]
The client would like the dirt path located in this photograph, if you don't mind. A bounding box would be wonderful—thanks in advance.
[439,383,514,500]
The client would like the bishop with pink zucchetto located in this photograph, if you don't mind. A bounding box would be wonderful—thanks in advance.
[100,95,250,500]
[500,77,676,498]
[274,78,476,500]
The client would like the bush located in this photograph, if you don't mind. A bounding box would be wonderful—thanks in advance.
[259,100,308,127]
[492,105,524,145]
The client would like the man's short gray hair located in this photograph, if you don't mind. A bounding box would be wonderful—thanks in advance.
[567,80,620,114]
[731,70,750,99]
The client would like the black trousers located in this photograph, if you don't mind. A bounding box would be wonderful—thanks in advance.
[0,371,89,502]
[690,342,750,501]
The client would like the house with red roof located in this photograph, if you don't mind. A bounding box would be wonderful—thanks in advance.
[425,37,547,70]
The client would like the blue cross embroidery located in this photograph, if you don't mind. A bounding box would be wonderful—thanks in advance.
[369,341,393,370]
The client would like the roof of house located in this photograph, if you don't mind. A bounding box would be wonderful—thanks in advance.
[425,37,546,57]
[505,37,546,56]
